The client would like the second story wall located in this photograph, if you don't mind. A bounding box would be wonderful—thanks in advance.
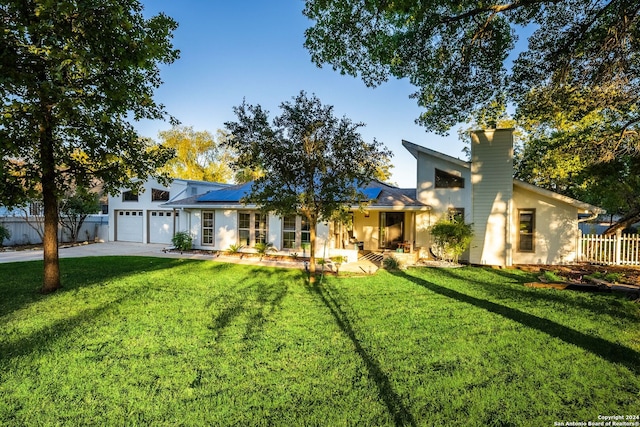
[415,150,472,221]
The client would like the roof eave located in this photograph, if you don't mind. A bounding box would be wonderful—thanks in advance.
[513,180,606,214]
[402,140,470,168]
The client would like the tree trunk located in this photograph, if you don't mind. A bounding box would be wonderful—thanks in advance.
[309,215,317,284]
[40,110,61,293]
[603,208,640,235]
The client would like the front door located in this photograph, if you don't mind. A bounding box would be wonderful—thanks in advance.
[379,212,404,249]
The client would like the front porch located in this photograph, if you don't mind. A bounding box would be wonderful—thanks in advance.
[328,208,426,264]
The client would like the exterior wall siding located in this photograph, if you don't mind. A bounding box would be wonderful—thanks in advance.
[108,178,184,243]
[511,187,579,264]
[469,129,514,266]
[353,210,380,251]
[185,208,330,254]
[416,151,472,216]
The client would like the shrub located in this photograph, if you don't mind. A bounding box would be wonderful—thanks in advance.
[383,255,401,270]
[605,273,622,283]
[0,224,10,247]
[254,242,276,259]
[171,231,193,252]
[430,219,474,263]
[226,243,244,254]
[330,255,346,275]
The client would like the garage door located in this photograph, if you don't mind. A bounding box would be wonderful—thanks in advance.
[116,210,143,242]
[148,210,175,244]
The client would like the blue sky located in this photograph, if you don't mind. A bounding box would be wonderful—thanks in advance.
[137,1,470,188]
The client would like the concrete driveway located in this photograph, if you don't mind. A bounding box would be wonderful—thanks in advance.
[0,242,174,264]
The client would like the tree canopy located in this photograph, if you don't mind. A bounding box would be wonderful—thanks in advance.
[224,91,392,281]
[304,0,640,230]
[0,0,179,292]
[158,126,234,183]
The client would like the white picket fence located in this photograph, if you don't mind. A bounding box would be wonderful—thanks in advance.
[578,233,640,266]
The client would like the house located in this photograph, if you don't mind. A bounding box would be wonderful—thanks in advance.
[108,178,227,244]
[404,128,604,266]
[161,180,430,263]
[112,129,602,267]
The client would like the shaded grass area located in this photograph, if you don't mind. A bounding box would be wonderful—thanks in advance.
[1,258,639,426]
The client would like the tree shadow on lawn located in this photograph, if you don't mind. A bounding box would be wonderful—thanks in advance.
[306,281,417,427]
[0,257,204,319]
[394,270,640,375]
[0,283,150,364]
[438,267,640,323]
[0,257,262,361]
[206,267,290,350]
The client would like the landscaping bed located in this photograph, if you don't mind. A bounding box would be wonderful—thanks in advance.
[517,264,640,299]
[518,263,640,286]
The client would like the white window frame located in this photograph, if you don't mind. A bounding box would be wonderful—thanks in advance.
[282,215,311,250]
[237,211,268,247]
[518,209,535,252]
[202,211,215,246]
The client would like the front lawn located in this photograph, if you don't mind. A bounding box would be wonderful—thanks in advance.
[1,258,639,426]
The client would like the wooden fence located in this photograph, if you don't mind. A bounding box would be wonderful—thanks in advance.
[578,233,640,266]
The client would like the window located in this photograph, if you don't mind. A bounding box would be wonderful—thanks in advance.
[282,215,311,249]
[301,217,311,246]
[518,209,535,252]
[238,212,251,246]
[447,208,465,223]
[202,211,215,246]
[238,211,268,247]
[152,188,170,201]
[123,191,138,202]
[255,213,267,245]
[282,215,296,249]
[29,202,44,216]
[435,169,464,188]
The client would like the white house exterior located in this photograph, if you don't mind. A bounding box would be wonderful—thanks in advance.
[404,129,604,266]
[162,181,430,263]
[108,178,227,244]
[107,129,602,267]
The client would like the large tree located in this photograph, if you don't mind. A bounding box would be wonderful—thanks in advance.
[304,0,640,228]
[224,91,392,282]
[0,0,178,292]
[158,126,234,183]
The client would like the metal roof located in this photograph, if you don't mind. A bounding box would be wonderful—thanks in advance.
[196,182,253,202]
[164,180,428,210]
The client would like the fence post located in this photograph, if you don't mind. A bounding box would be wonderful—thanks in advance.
[577,229,583,262]
[615,229,622,265]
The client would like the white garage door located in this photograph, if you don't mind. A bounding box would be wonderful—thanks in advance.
[148,210,175,244]
[116,210,143,242]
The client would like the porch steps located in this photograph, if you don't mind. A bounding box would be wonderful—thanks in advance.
[359,252,384,265]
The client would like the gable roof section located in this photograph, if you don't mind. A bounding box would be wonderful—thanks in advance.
[513,180,605,213]
[163,180,430,211]
[404,139,603,214]
[402,139,470,169]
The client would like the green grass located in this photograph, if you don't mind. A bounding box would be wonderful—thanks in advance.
[1,258,639,426]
